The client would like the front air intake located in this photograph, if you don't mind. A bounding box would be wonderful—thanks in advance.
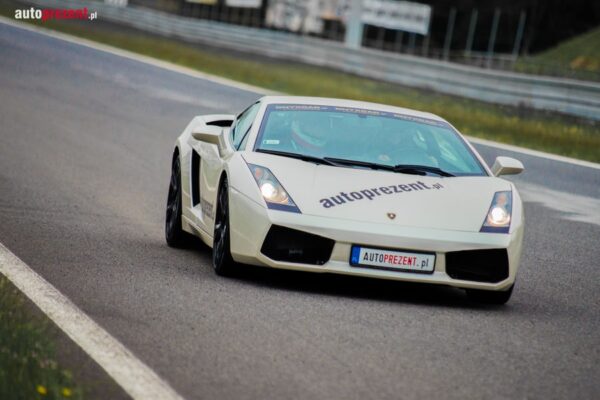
[260,225,334,265]
[446,249,509,283]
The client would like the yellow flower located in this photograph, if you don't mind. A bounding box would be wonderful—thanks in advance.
[62,387,72,397]
[36,385,47,395]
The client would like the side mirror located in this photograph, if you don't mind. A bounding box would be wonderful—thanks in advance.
[191,125,222,144]
[191,125,232,157]
[491,156,524,176]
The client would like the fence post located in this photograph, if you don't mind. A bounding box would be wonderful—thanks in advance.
[512,10,527,61]
[421,33,430,57]
[421,8,432,57]
[345,0,364,49]
[394,30,404,52]
[376,27,385,49]
[465,8,478,58]
[408,32,416,54]
[443,7,456,61]
[486,8,501,68]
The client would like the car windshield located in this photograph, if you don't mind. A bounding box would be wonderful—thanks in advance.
[254,104,486,176]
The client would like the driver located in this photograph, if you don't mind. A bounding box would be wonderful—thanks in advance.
[287,111,332,157]
[375,127,439,167]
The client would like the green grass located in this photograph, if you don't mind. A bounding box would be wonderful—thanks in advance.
[2,3,599,162]
[516,26,600,80]
[0,276,83,400]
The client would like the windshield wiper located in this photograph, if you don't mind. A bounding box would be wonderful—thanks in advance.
[325,157,455,177]
[255,149,339,166]
[256,150,454,177]
[393,164,455,177]
[323,157,396,171]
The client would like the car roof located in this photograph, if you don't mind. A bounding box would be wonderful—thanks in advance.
[259,96,445,123]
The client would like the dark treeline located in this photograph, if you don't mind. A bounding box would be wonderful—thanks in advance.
[418,0,600,54]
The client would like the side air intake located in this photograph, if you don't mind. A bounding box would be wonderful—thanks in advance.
[446,249,509,283]
[261,225,334,265]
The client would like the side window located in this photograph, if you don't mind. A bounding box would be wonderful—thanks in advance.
[231,103,260,150]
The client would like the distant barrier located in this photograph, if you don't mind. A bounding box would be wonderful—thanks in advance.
[23,0,600,121]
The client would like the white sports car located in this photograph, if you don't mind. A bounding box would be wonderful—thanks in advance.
[166,96,524,304]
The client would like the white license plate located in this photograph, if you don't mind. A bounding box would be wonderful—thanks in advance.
[350,246,435,273]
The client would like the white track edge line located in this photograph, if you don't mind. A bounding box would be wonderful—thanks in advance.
[1,16,598,170]
[0,243,185,400]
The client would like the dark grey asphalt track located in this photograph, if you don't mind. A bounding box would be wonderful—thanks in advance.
[1,22,599,400]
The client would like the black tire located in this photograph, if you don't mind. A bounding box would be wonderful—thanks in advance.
[466,285,514,305]
[165,154,189,248]
[212,177,236,276]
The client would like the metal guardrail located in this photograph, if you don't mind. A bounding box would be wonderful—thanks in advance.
[26,0,600,121]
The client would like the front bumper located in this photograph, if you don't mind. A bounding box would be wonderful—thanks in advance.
[229,187,523,291]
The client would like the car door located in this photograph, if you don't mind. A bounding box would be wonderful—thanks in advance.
[190,103,261,237]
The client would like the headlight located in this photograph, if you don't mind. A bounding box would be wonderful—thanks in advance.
[480,191,512,233]
[247,164,300,213]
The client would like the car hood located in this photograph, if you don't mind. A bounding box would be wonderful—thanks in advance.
[243,152,512,232]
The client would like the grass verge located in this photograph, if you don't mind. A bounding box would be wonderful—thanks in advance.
[0,275,83,400]
[1,2,599,162]
[516,26,600,81]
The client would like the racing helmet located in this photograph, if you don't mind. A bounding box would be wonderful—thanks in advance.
[290,111,331,152]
